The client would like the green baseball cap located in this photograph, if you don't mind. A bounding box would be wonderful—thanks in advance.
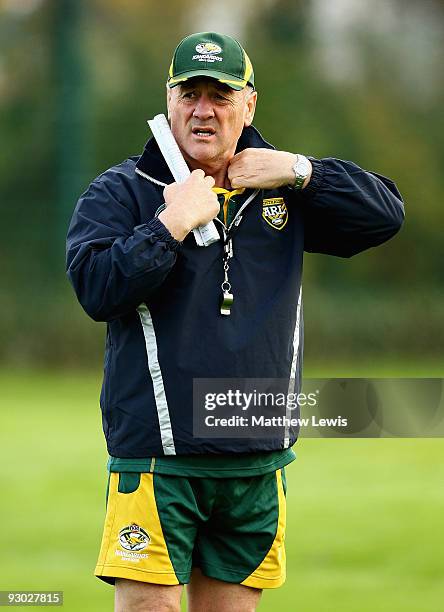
[167,32,254,91]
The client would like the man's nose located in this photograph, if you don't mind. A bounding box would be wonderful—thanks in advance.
[193,95,215,120]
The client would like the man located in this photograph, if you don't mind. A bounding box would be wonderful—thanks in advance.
[66,31,404,612]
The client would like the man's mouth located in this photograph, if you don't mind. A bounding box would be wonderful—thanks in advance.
[192,127,216,138]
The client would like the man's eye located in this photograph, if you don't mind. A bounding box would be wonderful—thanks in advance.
[182,92,196,99]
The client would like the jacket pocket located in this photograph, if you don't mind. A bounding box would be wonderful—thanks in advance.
[100,327,114,436]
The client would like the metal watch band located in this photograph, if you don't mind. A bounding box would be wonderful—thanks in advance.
[292,154,310,190]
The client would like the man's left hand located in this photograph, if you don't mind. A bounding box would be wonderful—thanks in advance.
[228,148,312,190]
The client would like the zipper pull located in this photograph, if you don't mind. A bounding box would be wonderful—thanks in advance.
[224,238,234,259]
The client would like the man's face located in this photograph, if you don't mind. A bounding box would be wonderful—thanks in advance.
[166,78,257,168]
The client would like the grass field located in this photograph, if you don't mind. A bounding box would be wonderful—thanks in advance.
[1,368,443,611]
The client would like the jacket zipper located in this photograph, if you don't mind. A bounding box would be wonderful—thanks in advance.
[214,189,260,315]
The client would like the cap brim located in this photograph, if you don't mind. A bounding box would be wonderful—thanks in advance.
[167,69,248,91]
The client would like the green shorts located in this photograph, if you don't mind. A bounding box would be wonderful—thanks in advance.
[95,468,287,589]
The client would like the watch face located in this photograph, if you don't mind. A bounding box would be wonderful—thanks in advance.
[294,159,309,176]
[295,158,310,176]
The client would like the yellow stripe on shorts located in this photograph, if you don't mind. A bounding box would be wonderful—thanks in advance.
[241,469,287,589]
[95,472,179,585]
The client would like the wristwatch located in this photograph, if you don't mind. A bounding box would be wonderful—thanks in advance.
[291,154,311,190]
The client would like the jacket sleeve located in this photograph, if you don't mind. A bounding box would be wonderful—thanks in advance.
[298,157,405,257]
[66,175,180,322]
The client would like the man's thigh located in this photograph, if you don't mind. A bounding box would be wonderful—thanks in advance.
[187,568,262,612]
[114,572,260,612]
[115,578,182,612]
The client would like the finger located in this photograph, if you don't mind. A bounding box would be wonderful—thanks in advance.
[229,151,247,168]
[229,151,242,164]
[227,165,236,180]
[227,161,240,176]
[230,176,245,189]
[163,183,175,197]
[204,175,215,187]
[191,169,205,179]
[227,167,244,185]
[227,173,239,189]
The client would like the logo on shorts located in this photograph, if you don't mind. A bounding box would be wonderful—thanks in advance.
[262,198,288,230]
[118,524,150,551]
[195,42,222,55]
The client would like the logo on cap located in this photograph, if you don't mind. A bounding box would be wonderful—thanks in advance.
[195,42,222,54]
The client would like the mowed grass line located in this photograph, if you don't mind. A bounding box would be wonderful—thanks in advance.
[0,370,443,612]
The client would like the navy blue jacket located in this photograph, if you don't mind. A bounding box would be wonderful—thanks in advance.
[66,125,404,457]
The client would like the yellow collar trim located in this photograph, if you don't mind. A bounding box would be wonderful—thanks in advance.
[212,187,245,196]
[212,187,246,225]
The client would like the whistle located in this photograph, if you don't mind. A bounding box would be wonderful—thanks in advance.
[220,292,234,316]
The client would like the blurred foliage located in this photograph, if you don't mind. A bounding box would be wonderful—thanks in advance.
[0,0,443,366]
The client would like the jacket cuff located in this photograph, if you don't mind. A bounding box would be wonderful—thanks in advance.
[301,158,325,198]
[145,216,181,252]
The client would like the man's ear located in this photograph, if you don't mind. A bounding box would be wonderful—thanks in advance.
[244,90,257,127]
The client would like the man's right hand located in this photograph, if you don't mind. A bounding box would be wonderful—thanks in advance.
[158,170,219,241]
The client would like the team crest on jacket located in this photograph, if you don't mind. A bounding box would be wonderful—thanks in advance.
[262,198,288,230]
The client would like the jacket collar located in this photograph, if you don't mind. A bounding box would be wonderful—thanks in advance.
[135,124,275,184]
